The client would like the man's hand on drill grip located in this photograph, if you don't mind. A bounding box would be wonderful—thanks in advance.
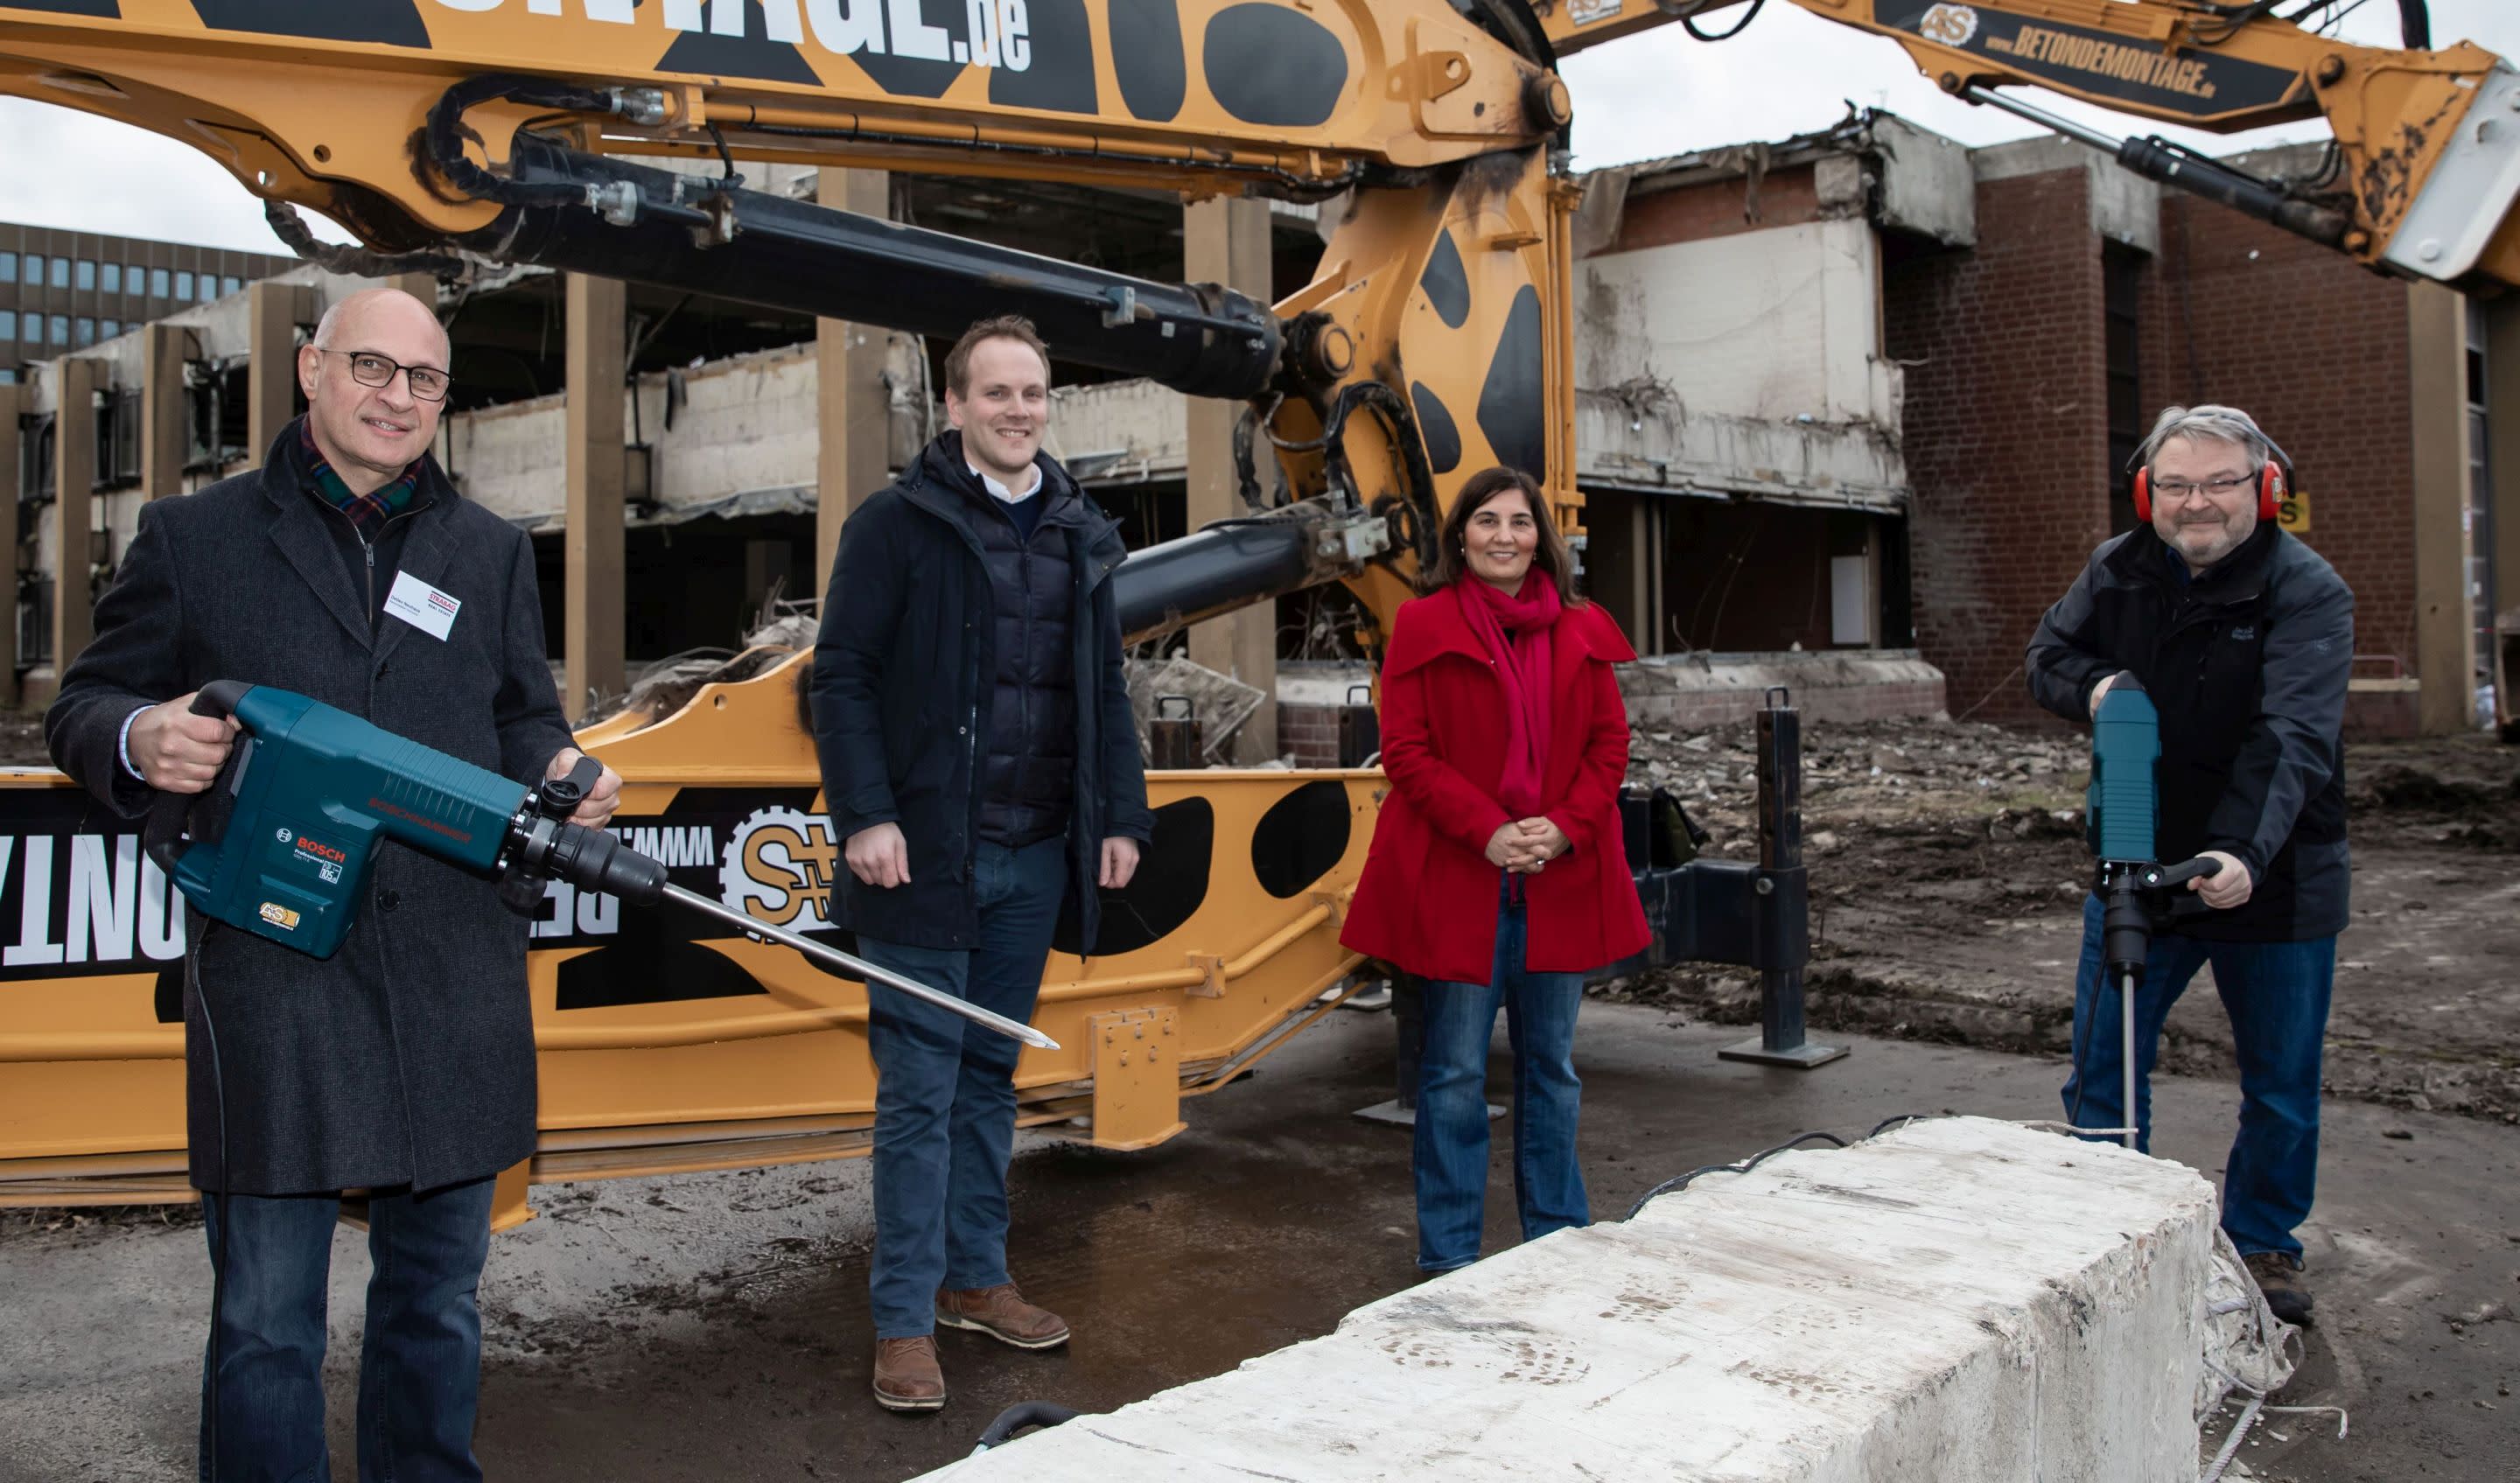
[545,748,623,828]
[846,822,912,889]
[2088,671,2125,718]
[130,692,241,793]
[2188,850,2253,911]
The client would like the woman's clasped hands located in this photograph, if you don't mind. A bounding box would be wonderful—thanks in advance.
[1485,816,1572,874]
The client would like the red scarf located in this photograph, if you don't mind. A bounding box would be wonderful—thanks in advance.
[1454,575,1562,817]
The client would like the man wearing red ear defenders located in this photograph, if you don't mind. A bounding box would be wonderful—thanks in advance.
[2025,403,2353,1327]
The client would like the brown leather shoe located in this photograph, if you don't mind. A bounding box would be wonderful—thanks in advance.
[2243,1251,2314,1326]
[872,1335,947,1412]
[936,1283,1071,1350]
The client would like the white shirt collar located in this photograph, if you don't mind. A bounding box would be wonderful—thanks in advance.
[970,462,1043,503]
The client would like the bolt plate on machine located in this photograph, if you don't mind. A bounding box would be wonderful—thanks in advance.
[1088,1007,1187,1151]
[1717,1036,1850,1069]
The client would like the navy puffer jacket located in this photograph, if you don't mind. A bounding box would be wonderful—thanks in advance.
[970,478,1078,848]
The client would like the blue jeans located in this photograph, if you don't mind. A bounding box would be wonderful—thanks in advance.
[858,837,1068,1338]
[199,1177,496,1482]
[1414,875,1590,1272]
[2062,892,2335,1260]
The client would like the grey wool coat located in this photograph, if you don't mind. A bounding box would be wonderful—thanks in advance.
[46,420,575,1196]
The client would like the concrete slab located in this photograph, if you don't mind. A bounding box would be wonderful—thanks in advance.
[920,1119,2216,1482]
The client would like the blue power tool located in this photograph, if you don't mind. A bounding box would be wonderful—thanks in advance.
[142,681,1054,1049]
[2080,675,2216,1147]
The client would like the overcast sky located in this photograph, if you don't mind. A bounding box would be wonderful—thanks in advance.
[1,1,2513,256]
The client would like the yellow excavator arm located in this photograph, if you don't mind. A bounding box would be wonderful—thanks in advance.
[1,1,1586,643]
[1544,0,2520,290]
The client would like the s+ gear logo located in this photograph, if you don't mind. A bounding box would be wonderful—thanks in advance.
[718,807,844,931]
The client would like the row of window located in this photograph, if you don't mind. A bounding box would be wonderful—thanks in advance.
[0,311,129,346]
[0,252,245,304]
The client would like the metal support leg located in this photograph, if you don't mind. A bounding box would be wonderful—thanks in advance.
[1720,689,1846,1069]
[1355,974,1502,1126]
[2119,965,2138,1151]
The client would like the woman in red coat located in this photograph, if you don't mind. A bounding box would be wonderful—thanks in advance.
[1342,466,1649,1272]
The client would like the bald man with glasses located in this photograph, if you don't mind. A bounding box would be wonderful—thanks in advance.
[48,287,620,1480]
[2026,403,2354,1329]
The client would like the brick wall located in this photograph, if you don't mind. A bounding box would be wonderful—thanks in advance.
[2138,197,2416,675]
[1884,171,2417,726]
[1613,164,1824,251]
[1885,167,2114,725]
[1278,702,1344,768]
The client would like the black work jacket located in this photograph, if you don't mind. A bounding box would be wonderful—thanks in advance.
[2026,522,2354,941]
[809,433,1153,952]
[45,421,575,1194]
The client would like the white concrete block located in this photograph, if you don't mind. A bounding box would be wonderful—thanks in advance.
[1573,395,1908,511]
[917,1118,2213,1483]
[1048,377,1189,485]
[1873,115,1978,248]
[1578,224,1894,428]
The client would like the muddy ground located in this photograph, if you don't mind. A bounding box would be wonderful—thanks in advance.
[1607,718,2520,1126]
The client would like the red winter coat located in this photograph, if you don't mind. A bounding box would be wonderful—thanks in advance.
[1341,587,1650,986]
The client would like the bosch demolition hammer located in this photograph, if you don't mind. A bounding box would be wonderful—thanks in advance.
[142,681,1055,1051]
[2079,675,2216,1148]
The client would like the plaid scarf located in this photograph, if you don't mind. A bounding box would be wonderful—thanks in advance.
[298,419,422,537]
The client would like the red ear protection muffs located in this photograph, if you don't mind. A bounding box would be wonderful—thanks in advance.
[2132,460,2284,523]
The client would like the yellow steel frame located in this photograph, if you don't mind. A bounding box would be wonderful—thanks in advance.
[0,652,1377,1223]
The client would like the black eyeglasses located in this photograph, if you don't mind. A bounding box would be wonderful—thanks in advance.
[2151,472,2256,501]
[321,348,452,402]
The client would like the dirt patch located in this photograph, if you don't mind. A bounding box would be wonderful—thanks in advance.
[1605,719,2520,1124]
[0,711,47,768]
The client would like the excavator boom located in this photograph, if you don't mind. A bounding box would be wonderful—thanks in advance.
[1545,0,2520,289]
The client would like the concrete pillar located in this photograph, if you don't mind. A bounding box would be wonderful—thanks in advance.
[246,281,313,465]
[140,323,188,500]
[2487,295,2520,682]
[382,273,439,311]
[2407,283,2477,734]
[0,381,19,708]
[816,167,893,594]
[1184,195,1278,763]
[564,273,627,721]
[1580,488,1655,657]
[49,356,101,698]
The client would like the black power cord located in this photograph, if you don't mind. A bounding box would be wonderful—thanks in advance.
[1682,0,1766,42]
[1621,1130,1846,1220]
[1622,1117,1959,1221]
[192,928,232,1483]
[974,1401,1081,1451]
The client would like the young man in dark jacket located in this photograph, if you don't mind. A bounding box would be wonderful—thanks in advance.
[810,315,1153,1411]
[46,289,620,1480]
[2026,403,2353,1326]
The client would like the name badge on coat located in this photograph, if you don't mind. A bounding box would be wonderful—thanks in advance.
[384,570,461,641]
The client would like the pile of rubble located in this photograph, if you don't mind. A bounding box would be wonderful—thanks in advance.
[1606,716,2520,1125]
[1626,715,2089,858]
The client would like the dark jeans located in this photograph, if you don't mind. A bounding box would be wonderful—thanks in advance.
[858,837,1068,1338]
[199,1176,496,1482]
[2062,892,2336,1261]
[1414,875,1590,1272]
